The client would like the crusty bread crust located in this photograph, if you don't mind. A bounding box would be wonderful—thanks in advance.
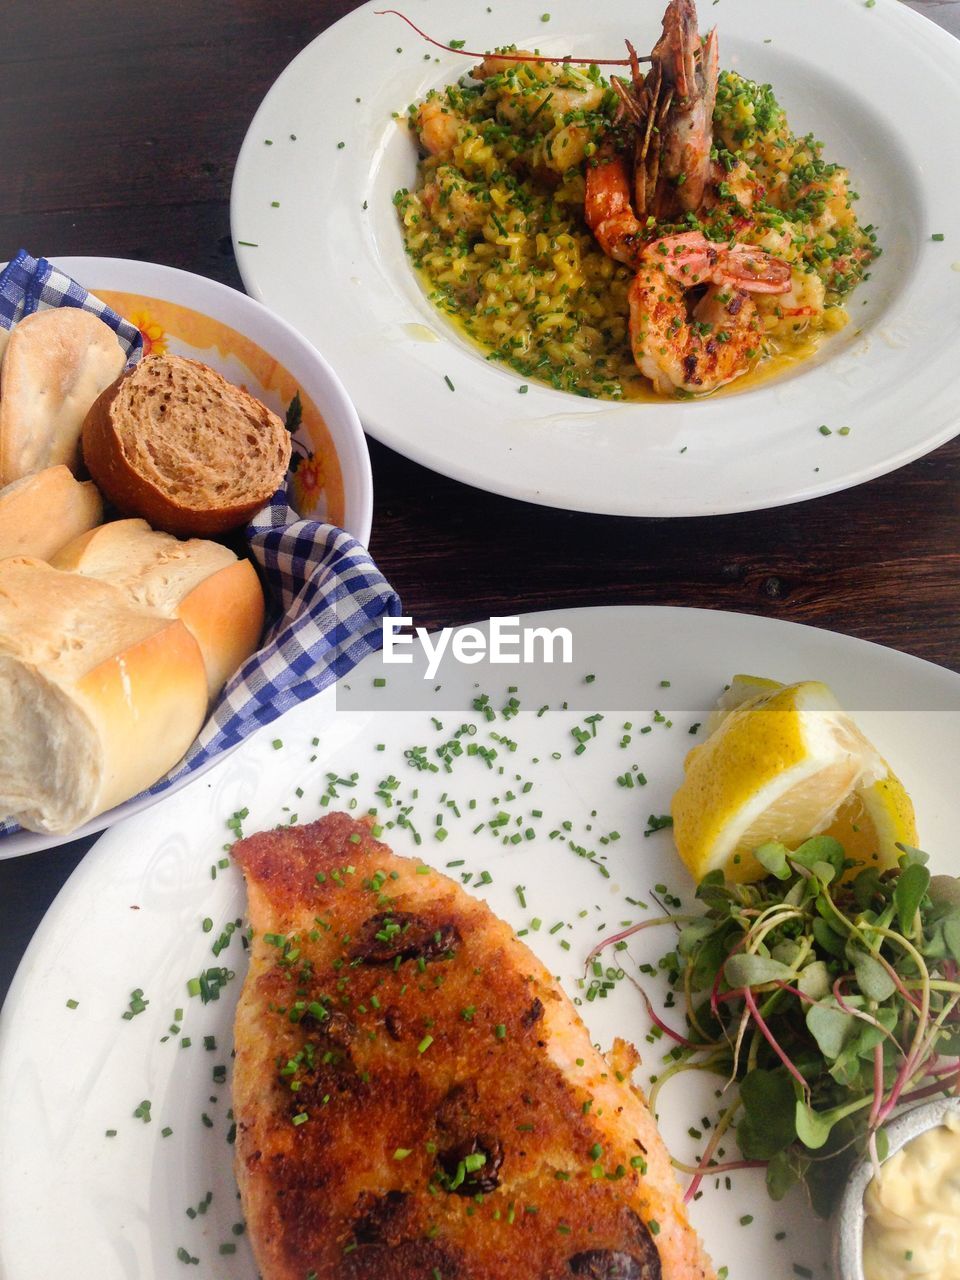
[81,354,292,536]
[0,464,103,561]
[73,617,208,819]
[176,557,264,697]
[51,517,265,698]
[0,309,125,485]
[0,557,208,834]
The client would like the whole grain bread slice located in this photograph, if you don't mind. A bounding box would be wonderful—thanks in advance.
[81,354,292,536]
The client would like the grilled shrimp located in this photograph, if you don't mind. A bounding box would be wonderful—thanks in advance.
[640,0,718,218]
[416,96,465,158]
[473,51,605,121]
[584,147,646,268]
[581,0,794,393]
[473,51,606,173]
[630,232,791,394]
[604,0,719,223]
[584,0,720,265]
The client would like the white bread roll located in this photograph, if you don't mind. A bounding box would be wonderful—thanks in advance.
[0,464,103,561]
[0,309,126,484]
[0,557,209,835]
[52,518,265,699]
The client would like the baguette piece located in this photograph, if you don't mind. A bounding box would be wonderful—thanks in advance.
[0,557,208,835]
[0,308,126,484]
[81,354,292,536]
[0,464,103,561]
[52,518,265,698]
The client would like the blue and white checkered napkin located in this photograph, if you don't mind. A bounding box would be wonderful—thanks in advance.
[164,505,402,783]
[0,249,143,364]
[0,250,402,834]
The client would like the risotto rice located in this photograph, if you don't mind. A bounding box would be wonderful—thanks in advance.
[395,52,878,400]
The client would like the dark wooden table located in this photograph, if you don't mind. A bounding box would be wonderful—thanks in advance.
[0,0,957,1005]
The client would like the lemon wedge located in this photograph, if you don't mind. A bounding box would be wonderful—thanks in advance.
[671,676,917,883]
[705,673,785,735]
[820,773,918,871]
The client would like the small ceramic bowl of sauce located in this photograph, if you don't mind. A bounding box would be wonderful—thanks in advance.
[833,1097,960,1280]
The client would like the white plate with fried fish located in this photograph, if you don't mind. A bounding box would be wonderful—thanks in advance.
[232,0,960,516]
[2,606,960,1277]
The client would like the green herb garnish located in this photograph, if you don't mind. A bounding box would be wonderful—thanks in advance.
[284,391,303,434]
[595,841,960,1215]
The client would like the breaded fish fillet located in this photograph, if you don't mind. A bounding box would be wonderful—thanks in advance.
[232,812,715,1280]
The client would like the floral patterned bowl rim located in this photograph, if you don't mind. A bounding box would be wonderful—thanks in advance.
[52,255,373,544]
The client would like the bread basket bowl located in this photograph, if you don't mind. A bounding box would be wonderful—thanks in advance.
[0,255,375,857]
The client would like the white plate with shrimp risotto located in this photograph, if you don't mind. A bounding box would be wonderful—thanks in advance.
[233,0,960,517]
[2,606,960,1277]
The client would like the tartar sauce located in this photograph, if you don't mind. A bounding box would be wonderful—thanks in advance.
[863,1111,960,1280]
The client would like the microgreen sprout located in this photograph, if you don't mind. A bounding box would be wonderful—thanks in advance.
[590,838,960,1214]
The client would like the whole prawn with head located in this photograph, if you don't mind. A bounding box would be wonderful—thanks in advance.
[586,0,791,394]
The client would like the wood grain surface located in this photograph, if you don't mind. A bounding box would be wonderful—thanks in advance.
[0,0,957,1003]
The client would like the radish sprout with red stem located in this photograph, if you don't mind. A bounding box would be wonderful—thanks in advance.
[590,835,960,1214]
[375,11,650,68]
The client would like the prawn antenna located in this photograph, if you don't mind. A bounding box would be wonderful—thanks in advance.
[374,12,651,67]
